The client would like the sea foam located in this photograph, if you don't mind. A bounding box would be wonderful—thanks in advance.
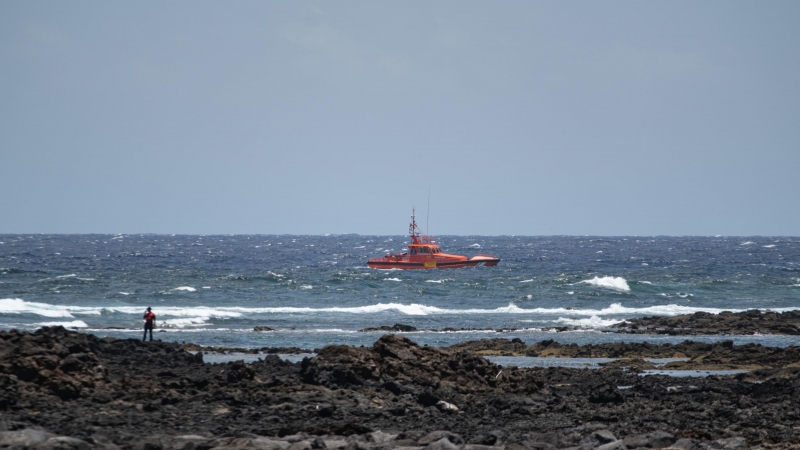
[554,316,623,328]
[36,320,88,328]
[5,299,800,321]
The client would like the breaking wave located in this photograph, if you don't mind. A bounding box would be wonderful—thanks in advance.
[171,286,197,292]
[5,299,799,320]
[579,276,631,291]
[35,320,88,328]
[554,316,624,328]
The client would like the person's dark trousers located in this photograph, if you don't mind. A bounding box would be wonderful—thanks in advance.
[143,324,153,341]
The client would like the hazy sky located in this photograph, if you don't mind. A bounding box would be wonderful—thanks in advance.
[2,1,798,235]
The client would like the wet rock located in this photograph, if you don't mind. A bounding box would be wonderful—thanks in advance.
[254,327,275,332]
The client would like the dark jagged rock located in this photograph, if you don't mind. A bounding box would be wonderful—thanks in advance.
[449,337,800,371]
[180,343,314,354]
[612,309,800,335]
[358,324,418,332]
[254,326,276,332]
[358,325,532,333]
[2,327,800,449]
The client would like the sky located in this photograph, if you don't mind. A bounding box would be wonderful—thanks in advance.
[1,1,799,236]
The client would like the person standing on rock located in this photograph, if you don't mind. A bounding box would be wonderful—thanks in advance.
[142,307,156,342]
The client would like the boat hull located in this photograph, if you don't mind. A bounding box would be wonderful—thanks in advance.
[367,255,500,270]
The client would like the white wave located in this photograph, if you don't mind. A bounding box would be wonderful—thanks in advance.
[578,276,630,291]
[299,285,313,290]
[171,286,196,292]
[741,241,754,246]
[385,278,402,282]
[567,291,574,295]
[202,286,211,289]
[119,292,131,296]
[525,294,533,299]
[554,316,623,328]
[0,298,75,318]
[267,271,285,278]
[520,279,534,283]
[426,279,449,283]
[640,281,652,285]
[676,293,693,298]
[56,274,77,279]
[6,299,800,320]
[354,246,366,249]
[763,245,776,248]
[641,263,649,266]
[1,299,244,319]
[162,317,210,328]
[36,320,88,328]
[469,243,481,248]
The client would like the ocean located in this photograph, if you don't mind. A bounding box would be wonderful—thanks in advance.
[1,234,799,350]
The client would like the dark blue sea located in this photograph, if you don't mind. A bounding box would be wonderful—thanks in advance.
[1,235,799,349]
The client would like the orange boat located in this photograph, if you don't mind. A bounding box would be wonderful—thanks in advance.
[368,209,500,269]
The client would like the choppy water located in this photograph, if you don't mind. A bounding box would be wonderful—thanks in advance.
[1,234,799,349]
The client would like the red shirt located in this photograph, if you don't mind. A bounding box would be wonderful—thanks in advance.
[144,311,156,324]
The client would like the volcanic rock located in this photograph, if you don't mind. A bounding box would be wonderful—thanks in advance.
[3,327,800,449]
[613,309,800,335]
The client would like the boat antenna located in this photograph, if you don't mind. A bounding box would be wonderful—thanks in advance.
[410,207,416,238]
[426,186,430,236]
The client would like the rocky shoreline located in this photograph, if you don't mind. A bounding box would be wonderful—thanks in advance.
[359,311,800,336]
[2,327,800,449]
[611,310,800,336]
